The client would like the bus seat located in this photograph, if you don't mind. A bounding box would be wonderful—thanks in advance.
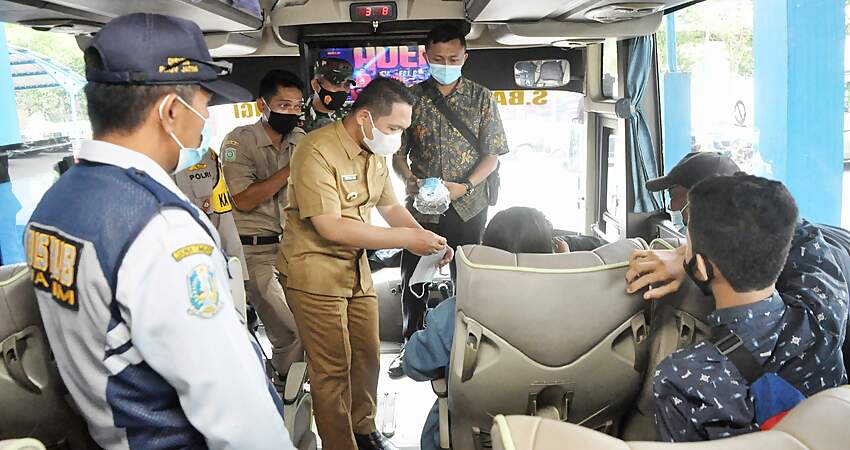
[620,239,714,441]
[0,439,46,450]
[492,385,850,450]
[283,362,317,450]
[443,240,650,450]
[0,264,96,448]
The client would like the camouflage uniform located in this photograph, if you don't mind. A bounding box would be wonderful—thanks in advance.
[302,58,355,133]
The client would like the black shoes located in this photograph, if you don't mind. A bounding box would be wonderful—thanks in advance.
[355,431,398,450]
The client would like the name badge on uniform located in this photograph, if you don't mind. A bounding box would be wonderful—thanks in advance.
[342,174,358,182]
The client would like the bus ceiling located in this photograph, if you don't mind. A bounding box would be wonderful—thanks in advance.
[3,1,706,51]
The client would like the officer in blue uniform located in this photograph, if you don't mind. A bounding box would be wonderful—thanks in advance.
[24,13,294,450]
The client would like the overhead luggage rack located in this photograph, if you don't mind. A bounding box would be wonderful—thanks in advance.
[0,0,263,34]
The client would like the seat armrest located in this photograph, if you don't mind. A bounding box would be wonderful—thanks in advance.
[432,378,448,397]
[431,378,450,449]
[284,362,308,404]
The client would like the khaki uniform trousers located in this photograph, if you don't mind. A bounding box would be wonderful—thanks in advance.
[281,276,380,450]
[244,243,302,385]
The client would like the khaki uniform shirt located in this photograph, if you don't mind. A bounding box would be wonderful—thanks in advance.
[173,150,248,277]
[277,121,398,297]
[221,121,306,236]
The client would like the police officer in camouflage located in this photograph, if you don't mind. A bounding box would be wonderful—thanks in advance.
[302,58,355,132]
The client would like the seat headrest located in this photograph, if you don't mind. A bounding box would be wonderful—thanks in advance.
[493,386,850,449]
[0,264,37,342]
[455,240,647,367]
[461,239,644,270]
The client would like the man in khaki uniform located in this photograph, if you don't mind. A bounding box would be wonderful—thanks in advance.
[278,78,452,450]
[173,150,247,277]
[221,70,305,387]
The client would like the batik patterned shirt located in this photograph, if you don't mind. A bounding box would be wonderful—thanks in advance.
[400,77,509,223]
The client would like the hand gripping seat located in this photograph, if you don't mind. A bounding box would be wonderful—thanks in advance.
[441,240,651,450]
[492,385,850,450]
[0,264,96,448]
[621,239,714,441]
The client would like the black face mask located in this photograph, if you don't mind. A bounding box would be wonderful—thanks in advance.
[683,252,715,297]
[317,87,348,111]
[265,111,299,137]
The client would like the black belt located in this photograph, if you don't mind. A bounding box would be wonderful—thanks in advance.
[240,235,280,246]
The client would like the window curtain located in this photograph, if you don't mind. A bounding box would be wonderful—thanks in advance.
[619,36,663,213]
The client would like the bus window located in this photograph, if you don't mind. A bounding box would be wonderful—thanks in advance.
[1,25,85,265]
[492,89,587,232]
[657,0,757,174]
[602,38,620,99]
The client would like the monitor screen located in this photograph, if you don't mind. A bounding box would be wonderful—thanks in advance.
[320,45,430,101]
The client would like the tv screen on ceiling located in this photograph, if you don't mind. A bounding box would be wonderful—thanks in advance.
[320,45,430,102]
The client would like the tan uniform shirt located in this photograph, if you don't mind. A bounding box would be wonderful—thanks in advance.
[173,150,248,277]
[277,121,398,297]
[221,121,306,236]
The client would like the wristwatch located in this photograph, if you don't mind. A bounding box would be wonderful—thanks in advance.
[462,180,475,195]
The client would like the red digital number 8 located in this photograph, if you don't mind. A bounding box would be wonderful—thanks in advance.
[364,7,372,16]
[382,6,389,15]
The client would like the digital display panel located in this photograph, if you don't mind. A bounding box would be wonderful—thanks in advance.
[350,2,397,22]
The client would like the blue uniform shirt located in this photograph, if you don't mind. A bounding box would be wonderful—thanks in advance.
[26,140,293,450]
[653,222,848,442]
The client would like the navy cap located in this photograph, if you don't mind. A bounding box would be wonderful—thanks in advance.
[646,152,741,192]
[85,13,251,105]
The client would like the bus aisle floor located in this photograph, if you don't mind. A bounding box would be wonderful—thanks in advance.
[255,329,431,450]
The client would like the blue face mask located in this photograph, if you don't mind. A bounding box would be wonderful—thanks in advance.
[429,63,463,85]
[159,95,212,174]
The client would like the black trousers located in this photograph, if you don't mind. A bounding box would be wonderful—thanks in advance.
[400,206,488,341]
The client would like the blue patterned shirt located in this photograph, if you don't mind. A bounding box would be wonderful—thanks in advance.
[653,222,848,442]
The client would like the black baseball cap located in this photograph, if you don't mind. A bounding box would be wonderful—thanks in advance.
[646,152,741,192]
[84,13,251,105]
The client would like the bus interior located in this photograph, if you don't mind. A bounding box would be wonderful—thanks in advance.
[1,0,849,449]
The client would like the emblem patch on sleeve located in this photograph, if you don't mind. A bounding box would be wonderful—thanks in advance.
[172,244,214,261]
[25,227,83,311]
[187,264,221,318]
[223,148,238,161]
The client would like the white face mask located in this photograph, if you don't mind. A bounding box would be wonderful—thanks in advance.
[361,111,402,156]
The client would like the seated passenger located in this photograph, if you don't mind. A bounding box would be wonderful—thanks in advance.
[402,206,568,450]
[653,174,848,442]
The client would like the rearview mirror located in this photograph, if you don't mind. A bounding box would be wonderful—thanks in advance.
[514,59,571,88]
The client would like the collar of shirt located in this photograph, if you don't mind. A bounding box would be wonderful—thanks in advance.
[708,291,785,329]
[250,120,276,149]
[334,120,367,160]
[77,139,188,202]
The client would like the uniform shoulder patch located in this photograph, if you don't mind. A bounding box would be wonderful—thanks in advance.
[172,244,214,261]
[26,227,83,311]
[223,147,238,161]
[187,264,221,318]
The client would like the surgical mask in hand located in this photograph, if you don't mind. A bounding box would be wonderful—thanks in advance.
[160,95,212,174]
[429,63,463,85]
[413,177,450,215]
[361,111,402,156]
